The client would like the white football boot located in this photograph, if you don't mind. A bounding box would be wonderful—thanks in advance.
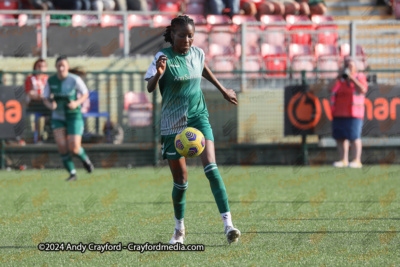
[225,226,241,244]
[169,229,185,244]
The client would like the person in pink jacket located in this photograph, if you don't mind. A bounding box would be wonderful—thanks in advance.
[330,58,368,168]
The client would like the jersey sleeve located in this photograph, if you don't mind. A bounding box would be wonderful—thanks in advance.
[43,81,51,99]
[198,47,205,71]
[144,51,165,81]
[75,76,89,95]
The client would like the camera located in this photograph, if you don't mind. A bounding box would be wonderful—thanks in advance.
[342,68,351,79]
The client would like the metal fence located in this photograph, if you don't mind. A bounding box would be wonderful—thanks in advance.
[1,68,399,150]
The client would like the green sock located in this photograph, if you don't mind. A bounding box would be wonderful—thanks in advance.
[75,147,87,162]
[204,163,230,213]
[172,181,188,220]
[61,153,76,175]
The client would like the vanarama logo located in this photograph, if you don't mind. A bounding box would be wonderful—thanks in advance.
[174,74,202,81]
[287,89,400,131]
[288,92,322,130]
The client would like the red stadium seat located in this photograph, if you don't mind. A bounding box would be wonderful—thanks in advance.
[209,25,234,46]
[232,15,257,25]
[261,44,286,57]
[318,57,340,79]
[289,44,312,61]
[208,43,235,58]
[232,15,260,46]
[288,27,313,45]
[314,43,339,59]
[72,15,99,27]
[0,14,16,26]
[286,15,311,25]
[235,44,260,57]
[192,25,208,52]
[18,14,50,27]
[311,15,335,25]
[264,56,287,77]
[286,15,313,45]
[244,58,262,78]
[261,26,286,46]
[292,57,315,78]
[186,0,205,15]
[127,15,151,28]
[101,15,122,27]
[209,56,236,78]
[206,15,231,25]
[153,15,175,28]
[124,92,153,127]
[185,14,206,24]
[260,15,285,26]
[0,0,18,10]
[260,15,286,46]
[315,25,338,45]
[156,0,180,12]
[340,43,365,58]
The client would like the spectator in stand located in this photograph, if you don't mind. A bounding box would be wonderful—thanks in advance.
[53,0,90,10]
[20,0,54,10]
[265,0,300,15]
[91,0,116,11]
[209,0,240,17]
[25,58,50,143]
[240,0,258,16]
[330,58,368,168]
[127,0,147,10]
[242,0,299,16]
[297,0,327,15]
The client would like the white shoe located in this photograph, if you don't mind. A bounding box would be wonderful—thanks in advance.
[333,160,348,168]
[349,160,362,168]
[225,226,241,244]
[169,228,185,244]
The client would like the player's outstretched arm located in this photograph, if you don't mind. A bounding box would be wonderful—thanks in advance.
[202,64,238,105]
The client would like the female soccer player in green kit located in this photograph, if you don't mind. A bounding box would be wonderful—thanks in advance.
[145,15,241,245]
[43,56,94,181]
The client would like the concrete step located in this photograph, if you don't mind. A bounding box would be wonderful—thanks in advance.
[326,0,378,8]
[327,6,389,16]
[334,15,395,20]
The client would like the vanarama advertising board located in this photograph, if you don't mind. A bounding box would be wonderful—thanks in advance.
[284,84,400,136]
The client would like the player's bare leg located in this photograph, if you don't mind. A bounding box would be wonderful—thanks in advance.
[334,139,349,167]
[201,139,241,244]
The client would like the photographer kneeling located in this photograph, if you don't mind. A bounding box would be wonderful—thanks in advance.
[330,58,368,168]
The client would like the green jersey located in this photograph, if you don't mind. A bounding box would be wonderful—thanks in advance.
[145,46,209,135]
[43,73,88,121]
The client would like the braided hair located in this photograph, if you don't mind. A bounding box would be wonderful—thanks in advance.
[163,15,195,45]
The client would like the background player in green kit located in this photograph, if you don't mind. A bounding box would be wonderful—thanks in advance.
[43,56,94,181]
[145,15,241,245]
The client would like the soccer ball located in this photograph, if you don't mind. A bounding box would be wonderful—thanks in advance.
[174,127,206,158]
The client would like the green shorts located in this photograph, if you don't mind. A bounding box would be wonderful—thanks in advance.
[161,116,214,160]
[51,119,84,136]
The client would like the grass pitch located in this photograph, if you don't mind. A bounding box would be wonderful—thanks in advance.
[0,165,399,266]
